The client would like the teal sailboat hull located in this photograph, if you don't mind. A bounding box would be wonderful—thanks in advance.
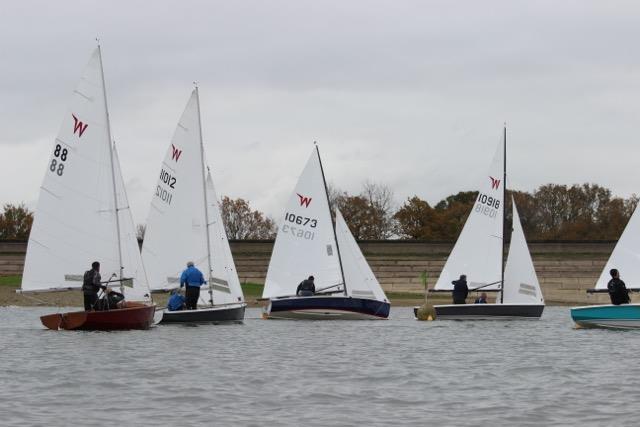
[571,304,640,329]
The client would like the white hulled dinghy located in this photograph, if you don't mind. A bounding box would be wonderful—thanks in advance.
[429,127,544,320]
[20,47,155,330]
[571,202,640,329]
[142,88,246,323]
[262,146,390,320]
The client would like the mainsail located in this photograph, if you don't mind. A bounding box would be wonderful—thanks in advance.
[593,201,640,290]
[335,208,388,302]
[142,91,207,291]
[263,148,342,298]
[142,89,244,305]
[434,140,504,291]
[501,200,544,304]
[21,47,150,301]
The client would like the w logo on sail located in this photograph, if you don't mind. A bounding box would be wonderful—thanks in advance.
[489,176,501,190]
[297,193,312,208]
[72,114,88,137]
[171,144,182,162]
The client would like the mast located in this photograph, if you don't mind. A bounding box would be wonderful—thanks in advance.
[98,44,125,293]
[315,143,348,296]
[501,124,506,304]
[195,85,215,306]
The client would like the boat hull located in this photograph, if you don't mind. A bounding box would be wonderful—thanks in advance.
[159,303,246,324]
[40,302,156,331]
[433,303,544,320]
[264,296,390,320]
[571,304,640,329]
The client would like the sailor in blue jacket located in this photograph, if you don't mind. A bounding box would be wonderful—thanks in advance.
[180,261,205,310]
[167,288,185,311]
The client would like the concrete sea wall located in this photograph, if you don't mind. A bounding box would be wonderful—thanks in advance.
[0,240,618,305]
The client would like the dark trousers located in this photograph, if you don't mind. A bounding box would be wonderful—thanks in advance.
[185,286,200,309]
[84,293,98,311]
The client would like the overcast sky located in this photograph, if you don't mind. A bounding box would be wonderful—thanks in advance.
[2,0,640,225]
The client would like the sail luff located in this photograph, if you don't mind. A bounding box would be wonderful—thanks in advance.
[501,125,506,303]
[315,144,347,295]
[97,44,124,289]
[194,86,215,306]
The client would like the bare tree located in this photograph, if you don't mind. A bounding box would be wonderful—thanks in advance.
[361,181,395,239]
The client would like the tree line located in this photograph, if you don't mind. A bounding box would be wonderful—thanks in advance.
[1,182,637,241]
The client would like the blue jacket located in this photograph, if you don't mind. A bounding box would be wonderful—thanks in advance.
[180,265,205,288]
[167,293,185,311]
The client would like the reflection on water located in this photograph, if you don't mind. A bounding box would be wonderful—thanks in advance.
[1,306,638,426]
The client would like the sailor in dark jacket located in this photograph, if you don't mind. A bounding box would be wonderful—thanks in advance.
[82,261,106,311]
[608,269,630,305]
[296,276,316,296]
[452,274,469,304]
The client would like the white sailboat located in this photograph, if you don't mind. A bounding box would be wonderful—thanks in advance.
[431,127,544,319]
[20,46,155,330]
[262,145,390,320]
[141,88,246,323]
[571,201,640,328]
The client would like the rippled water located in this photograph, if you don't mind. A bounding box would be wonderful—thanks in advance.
[1,306,638,426]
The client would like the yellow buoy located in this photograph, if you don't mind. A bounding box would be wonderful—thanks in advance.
[416,303,436,321]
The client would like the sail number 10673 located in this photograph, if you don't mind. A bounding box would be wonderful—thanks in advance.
[284,212,317,228]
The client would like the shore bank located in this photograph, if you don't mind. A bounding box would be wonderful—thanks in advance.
[1,275,577,308]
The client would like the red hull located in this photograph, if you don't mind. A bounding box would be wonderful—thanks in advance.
[40,302,156,331]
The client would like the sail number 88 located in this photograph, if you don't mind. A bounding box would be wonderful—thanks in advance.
[50,144,68,176]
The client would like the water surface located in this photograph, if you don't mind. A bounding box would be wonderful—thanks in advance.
[0,306,637,426]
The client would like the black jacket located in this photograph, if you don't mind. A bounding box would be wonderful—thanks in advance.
[608,278,630,305]
[296,279,315,295]
[82,269,103,295]
[452,279,469,303]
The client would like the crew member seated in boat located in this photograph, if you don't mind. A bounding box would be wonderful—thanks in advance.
[180,261,205,310]
[94,288,125,311]
[167,288,186,311]
[82,261,106,311]
[296,276,316,296]
[608,269,631,305]
[474,292,488,304]
[452,274,469,304]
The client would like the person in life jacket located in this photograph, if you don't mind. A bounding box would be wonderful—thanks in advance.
[452,274,469,304]
[474,292,488,304]
[180,261,206,310]
[296,276,316,296]
[167,288,186,311]
[94,288,125,311]
[608,269,631,305]
[82,261,106,311]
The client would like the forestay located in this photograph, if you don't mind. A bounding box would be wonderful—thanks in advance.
[335,209,388,302]
[434,140,504,291]
[263,148,342,298]
[502,200,544,304]
[142,91,208,291]
[21,48,150,301]
[593,201,640,290]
